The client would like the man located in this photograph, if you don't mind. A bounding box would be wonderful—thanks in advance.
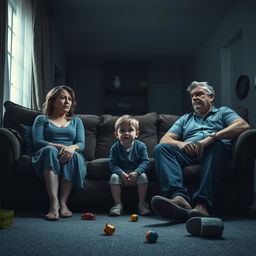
[151,81,250,221]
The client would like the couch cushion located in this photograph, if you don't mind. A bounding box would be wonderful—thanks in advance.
[86,157,156,181]
[134,112,158,157]
[95,115,118,159]
[233,106,249,123]
[76,114,100,161]
[146,158,156,181]
[3,101,41,130]
[95,112,158,158]
[158,114,180,139]
[3,101,42,155]
[19,124,34,156]
[16,155,35,177]
[86,158,110,180]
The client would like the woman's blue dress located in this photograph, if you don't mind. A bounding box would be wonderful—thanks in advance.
[32,115,86,189]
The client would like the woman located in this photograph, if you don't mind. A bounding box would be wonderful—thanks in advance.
[32,86,86,221]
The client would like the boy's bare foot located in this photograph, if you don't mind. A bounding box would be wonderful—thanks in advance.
[45,202,60,221]
[60,203,72,218]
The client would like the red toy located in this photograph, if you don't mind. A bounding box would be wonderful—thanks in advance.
[81,212,96,220]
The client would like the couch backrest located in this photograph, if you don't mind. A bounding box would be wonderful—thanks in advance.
[95,113,158,158]
[3,102,165,159]
[157,114,180,139]
[3,101,100,160]
[76,114,100,160]
[3,101,250,160]
[3,101,41,129]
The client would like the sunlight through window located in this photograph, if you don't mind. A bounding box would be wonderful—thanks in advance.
[7,0,32,107]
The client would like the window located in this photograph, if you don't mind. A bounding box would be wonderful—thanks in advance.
[7,0,32,107]
[7,0,17,103]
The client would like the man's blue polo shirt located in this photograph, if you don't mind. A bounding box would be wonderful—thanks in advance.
[168,106,241,147]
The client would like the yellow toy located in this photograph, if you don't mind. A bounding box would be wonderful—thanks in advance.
[130,214,139,222]
[104,223,115,235]
[0,210,14,229]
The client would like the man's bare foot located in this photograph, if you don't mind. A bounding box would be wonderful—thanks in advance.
[170,196,192,209]
[60,203,72,218]
[189,204,210,218]
[45,202,60,221]
[194,204,209,216]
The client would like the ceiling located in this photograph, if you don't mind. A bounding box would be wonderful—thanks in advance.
[47,0,236,62]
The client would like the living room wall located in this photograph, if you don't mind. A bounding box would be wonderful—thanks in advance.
[186,0,256,196]
[186,0,256,128]
[51,17,67,88]
[66,56,187,116]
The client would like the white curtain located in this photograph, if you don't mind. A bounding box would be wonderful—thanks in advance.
[32,0,54,110]
[3,46,9,106]
[0,0,8,126]
[10,0,33,107]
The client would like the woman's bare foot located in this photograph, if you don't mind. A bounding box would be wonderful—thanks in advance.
[60,202,72,218]
[45,201,60,221]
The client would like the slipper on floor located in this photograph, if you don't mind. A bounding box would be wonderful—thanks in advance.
[151,195,191,222]
[186,217,224,238]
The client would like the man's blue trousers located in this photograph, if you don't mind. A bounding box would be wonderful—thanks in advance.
[154,141,231,208]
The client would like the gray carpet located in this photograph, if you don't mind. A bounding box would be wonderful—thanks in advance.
[0,213,256,256]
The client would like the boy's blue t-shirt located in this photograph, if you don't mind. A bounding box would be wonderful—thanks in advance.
[109,140,149,175]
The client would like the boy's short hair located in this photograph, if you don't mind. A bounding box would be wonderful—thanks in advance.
[114,115,139,131]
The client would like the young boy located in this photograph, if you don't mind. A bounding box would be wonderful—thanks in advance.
[108,115,151,216]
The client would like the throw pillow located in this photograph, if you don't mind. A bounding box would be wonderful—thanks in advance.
[3,101,41,130]
[19,124,34,156]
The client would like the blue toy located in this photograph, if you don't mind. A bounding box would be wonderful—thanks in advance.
[145,230,158,243]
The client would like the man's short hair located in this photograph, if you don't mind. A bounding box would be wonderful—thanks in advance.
[186,81,215,95]
[114,115,139,131]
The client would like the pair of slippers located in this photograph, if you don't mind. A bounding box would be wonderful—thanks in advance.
[151,195,224,238]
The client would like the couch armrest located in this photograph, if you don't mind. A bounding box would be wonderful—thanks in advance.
[234,129,256,159]
[0,128,21,162]
[233,129,256,214]
[0,128,22,209]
